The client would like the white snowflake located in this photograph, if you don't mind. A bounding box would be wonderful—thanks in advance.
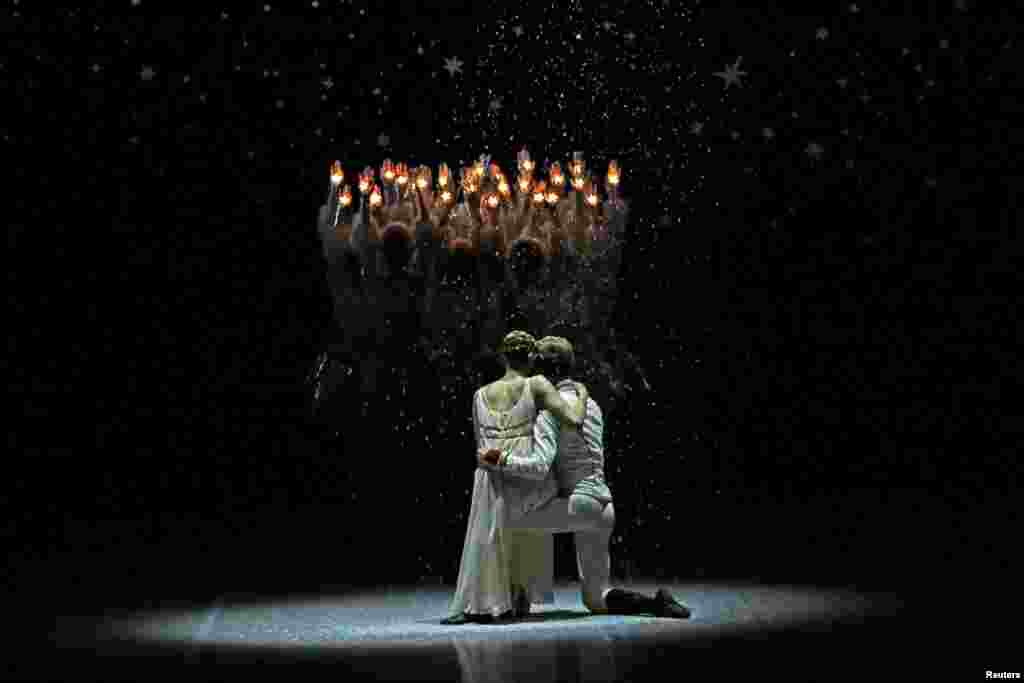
[762,127,774,139]
[624,31,636,42]
[713,56,747,89]
[378,133,390,147]
[816,27,829,40]
[372,87,381,95]
[322,77,334,90]
[140,66,155,80]
[443,56,464,76]
[836,78,848,88]
[849,3,859,12]
[602,21,614,31]
[805,142,824,160]
[489,98,502,113]
[417,45,424,55]
[512,25,523,37]
[690,121,704,135]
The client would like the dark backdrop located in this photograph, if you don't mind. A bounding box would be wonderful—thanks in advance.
[7,1,1018,614]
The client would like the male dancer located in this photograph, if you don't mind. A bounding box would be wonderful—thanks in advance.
[479,336,691,619]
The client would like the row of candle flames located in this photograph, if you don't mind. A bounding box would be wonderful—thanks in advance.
[326,148,622,228]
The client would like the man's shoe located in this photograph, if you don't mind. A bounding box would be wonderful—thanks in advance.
[653,588,691,619]
[441,610,515,625]
[441,613,471,625]
[604,588,654,615]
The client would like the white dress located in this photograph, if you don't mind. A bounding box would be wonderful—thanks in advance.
[446,379,559,618]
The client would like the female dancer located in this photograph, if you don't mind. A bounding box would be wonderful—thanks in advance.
[443,330,589,624]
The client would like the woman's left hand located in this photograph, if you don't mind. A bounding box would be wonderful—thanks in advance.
[478,447,502,466]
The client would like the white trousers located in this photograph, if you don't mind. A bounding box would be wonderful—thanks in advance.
[505,493,616,613]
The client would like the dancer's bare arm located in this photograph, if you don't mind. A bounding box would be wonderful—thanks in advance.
[531,375,588,428]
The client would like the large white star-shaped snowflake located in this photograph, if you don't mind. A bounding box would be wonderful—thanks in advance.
[624,31,636,42]
[322,77,334,90]
[489,98,502,113]
[512,25,523,37]
[816,27,829,40]
[443,56,464,76]
[140,66,155,81]
[713,56,747,90]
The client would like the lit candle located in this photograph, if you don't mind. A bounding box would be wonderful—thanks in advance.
[532,180,547,206]
[327,160,343,224]
[550,161,564,189]
[395,161,410,198]
[381,159,396,206]
[462,166,478,195]
[569,152,585,223]
[369,184,383,208]
[334,184,353,227]
[497,175,511,200]
[359,167,374,195]
[517,147,534,174]
[518,173,532,194]
[569,151,585,180]
[606,160,621,204]
[438,163,450,190]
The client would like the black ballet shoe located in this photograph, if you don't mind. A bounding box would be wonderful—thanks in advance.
[653,588,692,619]
[440,613,471,625]
[441,610,515,625]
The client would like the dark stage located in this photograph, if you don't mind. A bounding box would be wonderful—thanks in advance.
[7,483,1017,681]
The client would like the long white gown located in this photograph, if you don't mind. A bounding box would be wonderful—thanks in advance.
[446,380,559,618]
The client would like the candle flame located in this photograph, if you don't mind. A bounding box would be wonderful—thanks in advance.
[545,191,559,205]
[572,176,585,190]
[498,178,510,196]
[607,160,620,186]
[370,184,382,206]
[550,162,563,187]
[330,161,344,184]
[340,185,353,206]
